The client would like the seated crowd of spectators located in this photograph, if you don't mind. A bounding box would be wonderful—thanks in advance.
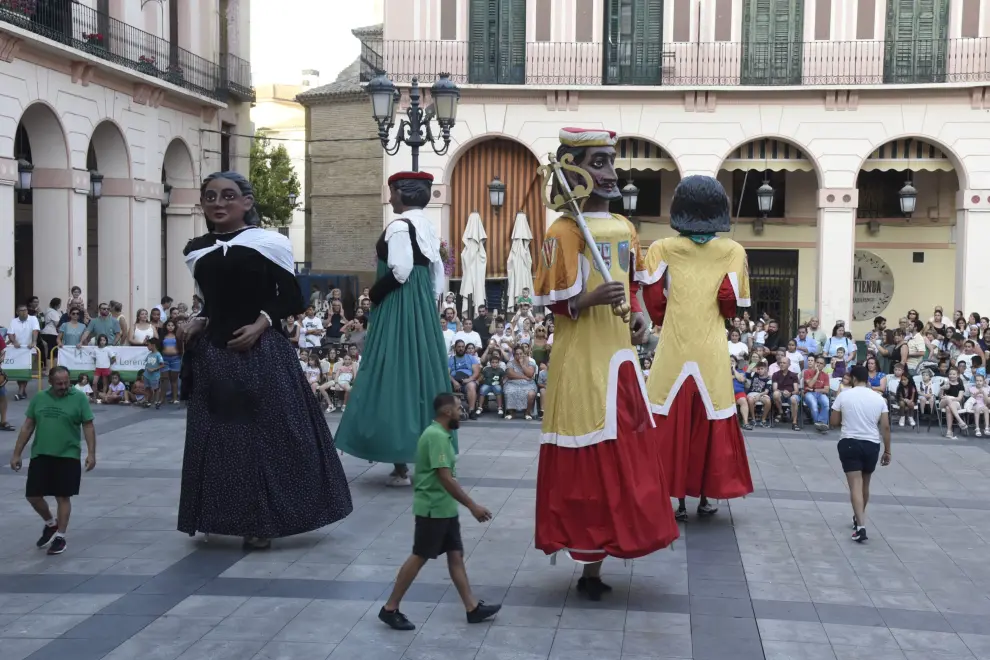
[724,307,990,440]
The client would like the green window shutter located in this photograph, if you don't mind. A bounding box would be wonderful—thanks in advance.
[498,0,526,84]
[468,0,498,83]
[883,0,949,83]
[604,0,663,85]
[742,0,802,85]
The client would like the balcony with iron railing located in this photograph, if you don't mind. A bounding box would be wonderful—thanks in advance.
[0,0,254,103]
[358,38,990,88]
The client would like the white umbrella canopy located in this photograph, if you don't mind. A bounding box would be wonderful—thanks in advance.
[506,212,534,310]
[459,212,488,315]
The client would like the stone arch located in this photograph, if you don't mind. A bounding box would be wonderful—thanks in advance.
[854,133,968,191]
[162,137,197,189]
[15,101,69,168]
[716,134,823,188]
[448,136,544,280]
[443,132,542,185]
[88,120,131,178]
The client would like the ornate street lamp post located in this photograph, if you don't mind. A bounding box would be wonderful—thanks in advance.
[367,73,461,172]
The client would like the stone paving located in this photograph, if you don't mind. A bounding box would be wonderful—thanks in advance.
[1,398,990,659]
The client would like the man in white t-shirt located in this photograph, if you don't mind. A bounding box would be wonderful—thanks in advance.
[830,365,891,543]
[8,304,40,400]
[452,318,482,353]
[298,306,324,349]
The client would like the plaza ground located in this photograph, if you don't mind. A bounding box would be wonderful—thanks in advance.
[1,401,990,659]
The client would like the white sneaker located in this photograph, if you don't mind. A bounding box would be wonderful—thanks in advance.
[908,417,916,427]
[899,416,906,427]
[385,475,411,487]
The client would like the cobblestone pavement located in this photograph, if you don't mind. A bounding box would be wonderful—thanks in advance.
[1,399,990,659]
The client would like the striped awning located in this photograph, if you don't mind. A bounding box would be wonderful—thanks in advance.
[616,138,677,172]
[721,138,814,173]
[861,138,954,173]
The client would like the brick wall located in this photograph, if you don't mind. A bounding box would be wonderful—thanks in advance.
[305,97,382,286]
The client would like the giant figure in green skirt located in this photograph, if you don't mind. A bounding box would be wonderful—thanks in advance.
[335,171,455,486]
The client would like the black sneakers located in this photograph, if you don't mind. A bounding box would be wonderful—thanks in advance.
[378,607,416,631]
[852,527,868,543]
[675,507,688,522]
[36,524,57,549]
[466,601,501,623]
[576,577,612,602]
[47,536,67,555]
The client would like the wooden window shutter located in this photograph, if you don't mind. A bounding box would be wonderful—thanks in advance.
[468,0,498,83]
[742,0,803,84]
[498,0,527,83]
[883,0,949,83]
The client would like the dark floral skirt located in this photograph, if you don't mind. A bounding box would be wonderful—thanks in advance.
[177,329,353,538]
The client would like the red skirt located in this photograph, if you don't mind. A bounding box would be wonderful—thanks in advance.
[536,362,680,562]
[651,376,754,500]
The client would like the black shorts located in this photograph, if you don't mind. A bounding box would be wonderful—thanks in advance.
[837,438,881,475]
[25,455,82,498]
[413,515,463,559]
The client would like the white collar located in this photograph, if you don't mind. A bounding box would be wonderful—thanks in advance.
[184,228,295,302]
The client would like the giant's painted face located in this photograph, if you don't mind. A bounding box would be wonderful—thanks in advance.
[566,145,621,201]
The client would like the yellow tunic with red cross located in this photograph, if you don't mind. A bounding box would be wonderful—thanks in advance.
[641,236,751,418]
[533,211,650,444]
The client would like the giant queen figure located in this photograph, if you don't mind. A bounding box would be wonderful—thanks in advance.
[533,128,678,601]
[641,175,755,521]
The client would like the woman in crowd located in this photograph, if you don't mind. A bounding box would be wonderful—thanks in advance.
[824,323,854,364]
[727,329,748,360]
[130,309,157,346]
[503,345,537,421]
[284,315,300,347]
[111,301,128,346]
[40,298,62,365]
[177,171,352,549]
[325,300,346,344]
[930,308,949,339]
[57,308,86,349]
[149,307,164,333]
[160,320,182,405]
[865,356,887,396]
[530,325,551,366]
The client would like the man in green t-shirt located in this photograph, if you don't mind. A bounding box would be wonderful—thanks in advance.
[378,393,501,631]
[10,366,97,555]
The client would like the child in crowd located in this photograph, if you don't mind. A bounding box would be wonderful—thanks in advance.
[830,348,847,379]
[969,373,990,437]
[143,338,164,409]
[536,363,549,418]
[333,354,357,412]
[918,369,936,418]
[753,320,767,349]
[836,373,852,394]
[642,357,652,379]
[897,371,917,428]
[745,360,773,428]
[74,374,94,400]
[68,286,85,312]
[479,354,505,417]
[131,372,147,406]
[516,287,533,307]
[733,356,750,429]
[304,354,322,393]
[102,372,129,405]
[92,335,115,398]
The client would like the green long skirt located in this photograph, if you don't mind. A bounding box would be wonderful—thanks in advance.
[335,261,456,464]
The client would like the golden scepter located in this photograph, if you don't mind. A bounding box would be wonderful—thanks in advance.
[538,153,631,322]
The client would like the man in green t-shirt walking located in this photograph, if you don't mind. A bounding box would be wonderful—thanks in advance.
[378,393,501,631]
[10,366,97,555]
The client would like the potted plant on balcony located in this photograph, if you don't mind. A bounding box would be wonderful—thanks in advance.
[137,55,158,76]
[82,33,106,56]
[164,64,184,86]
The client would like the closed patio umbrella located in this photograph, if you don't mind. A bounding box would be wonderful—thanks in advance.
[459,211,487,315]
[506,211,534,310]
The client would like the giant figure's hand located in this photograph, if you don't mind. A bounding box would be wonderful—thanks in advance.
[629,312,647,345]
[577,281,626,310]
